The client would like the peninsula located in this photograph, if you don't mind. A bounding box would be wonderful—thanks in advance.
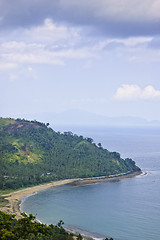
[0,117,141,192]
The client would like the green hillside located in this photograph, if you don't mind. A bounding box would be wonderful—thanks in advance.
[0,118,141,190]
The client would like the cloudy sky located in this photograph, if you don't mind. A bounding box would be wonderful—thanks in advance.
[0,0,160,121]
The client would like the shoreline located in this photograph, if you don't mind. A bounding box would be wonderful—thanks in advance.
[0,171,141,218]
[0,171,142,240]
[72,171,141,186]
[0,179,77,218]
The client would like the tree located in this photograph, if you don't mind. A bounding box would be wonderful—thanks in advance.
[77,233,83,240]
[57,220,64,228]
[0,211,75,239]
[98,143,102,148]
[86,137,93,143]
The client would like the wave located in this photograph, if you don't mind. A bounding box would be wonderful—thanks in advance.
[65,224,106,240]
[20,191,38,212]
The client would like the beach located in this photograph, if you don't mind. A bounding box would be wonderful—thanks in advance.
[0,178,97,240]
[0,172,141,240]
[0,179,77,218]
[0,171,141,218]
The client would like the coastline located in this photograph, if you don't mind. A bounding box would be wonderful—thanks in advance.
[0,171,141,218]
[0,171,142,240]
[72,171,141,186]
[0,179,77,218]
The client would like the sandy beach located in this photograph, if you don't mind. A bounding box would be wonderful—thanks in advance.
[0,171,141,218]
[0,172,141,240]
[0,179,77,218]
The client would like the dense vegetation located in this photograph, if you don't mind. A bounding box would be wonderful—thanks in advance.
[0,118,141,190]
[0,211,79,240]
[0,211,114,240]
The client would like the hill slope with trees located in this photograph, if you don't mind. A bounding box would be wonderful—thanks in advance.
[0,118,141,190]
[0,211,114,240]
[0,211,85,240]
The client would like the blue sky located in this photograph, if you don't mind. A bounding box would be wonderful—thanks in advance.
[0,0,160,121]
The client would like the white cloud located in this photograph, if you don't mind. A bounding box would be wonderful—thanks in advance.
[0,39,95,69]
[0,16,159,75]
[24,18,80,44]
[116,37,153,47]
[142,85,160,99]
[0,19,96,69]
[0,62,18,71]
[114,84,160,101]
[0,19,97,69]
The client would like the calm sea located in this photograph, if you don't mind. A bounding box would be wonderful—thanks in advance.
[21,126,160,240]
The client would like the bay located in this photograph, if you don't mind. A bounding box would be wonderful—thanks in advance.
[21,126,160,240]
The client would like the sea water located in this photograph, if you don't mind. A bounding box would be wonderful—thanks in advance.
[21,126,160,240]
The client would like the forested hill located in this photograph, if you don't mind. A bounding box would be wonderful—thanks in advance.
[0,118,141,190]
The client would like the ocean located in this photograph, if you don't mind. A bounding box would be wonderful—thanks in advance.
[21,126,160,240]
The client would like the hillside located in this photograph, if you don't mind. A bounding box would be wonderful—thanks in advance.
[0,211,80,240]
[0,211,114,240]
[0,118,141,190]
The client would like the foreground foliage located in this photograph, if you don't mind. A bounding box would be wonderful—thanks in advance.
[0,211,114,240]
[0,211,78,240]
[0,118,141,190]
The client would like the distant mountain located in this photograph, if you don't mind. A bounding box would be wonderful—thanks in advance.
[0,118,140,190]
[24,109,160,127]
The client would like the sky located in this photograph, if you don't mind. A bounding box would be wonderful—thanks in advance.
[0,0,160,121]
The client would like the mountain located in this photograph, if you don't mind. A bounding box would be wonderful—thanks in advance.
[24,110,160,127]
[0,118,141,190]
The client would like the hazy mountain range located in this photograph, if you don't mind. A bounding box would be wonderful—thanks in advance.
[24,110,160,127]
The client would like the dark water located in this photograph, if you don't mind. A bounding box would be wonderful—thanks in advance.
[21,126,160,240]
